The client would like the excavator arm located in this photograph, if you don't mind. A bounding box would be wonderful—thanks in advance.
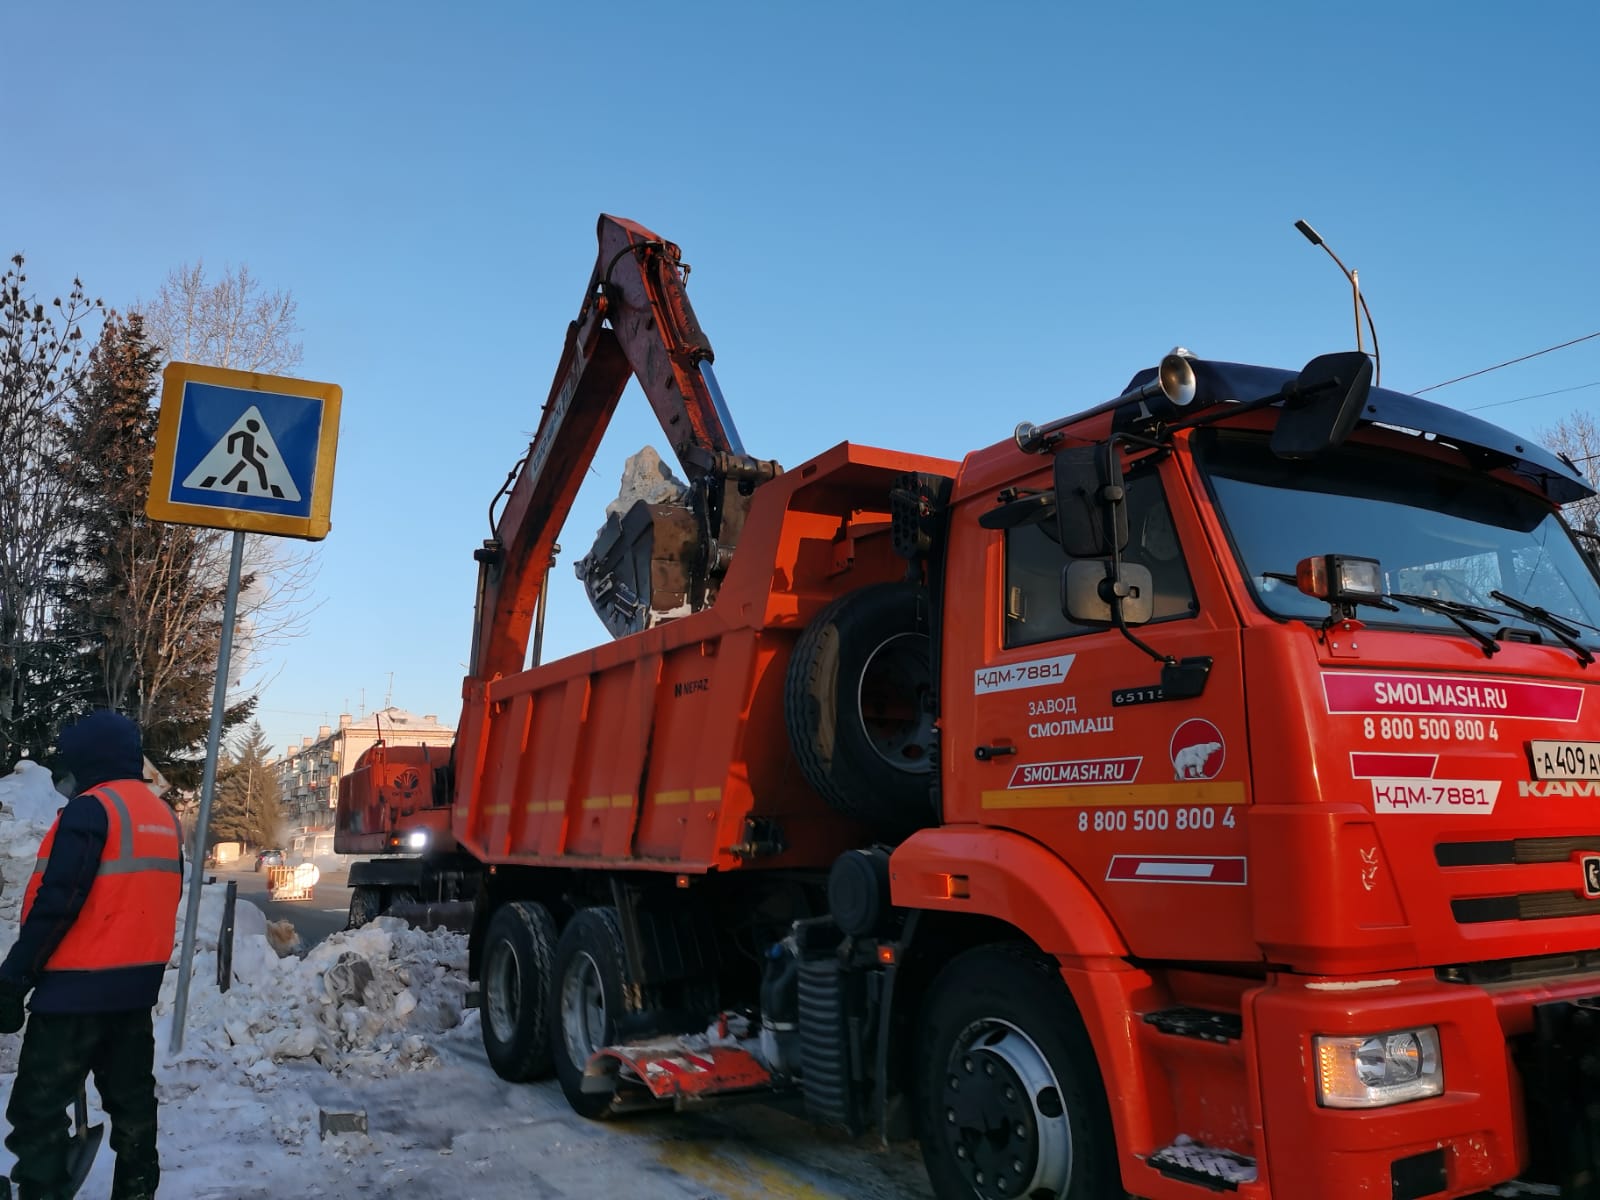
[469,214,779,683]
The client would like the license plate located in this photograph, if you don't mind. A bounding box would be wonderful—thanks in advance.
[1529,740,1600,781]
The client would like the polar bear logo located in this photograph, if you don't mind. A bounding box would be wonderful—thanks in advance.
[1168,719,1226,780]
[1173,741,1222,780]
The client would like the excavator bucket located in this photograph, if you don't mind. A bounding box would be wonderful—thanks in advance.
[577,499,702,639]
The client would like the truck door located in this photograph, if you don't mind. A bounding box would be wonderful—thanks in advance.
[945,454,1260,964]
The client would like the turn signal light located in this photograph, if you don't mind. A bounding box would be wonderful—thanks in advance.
[1315,1027,1442,1108]
[1296,554,1383,605]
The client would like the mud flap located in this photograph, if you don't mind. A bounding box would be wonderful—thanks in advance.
[583,1043,775,1111]
[1527,997,1600,1197]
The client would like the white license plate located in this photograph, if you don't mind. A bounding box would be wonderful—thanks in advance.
[1529,740,1600,781]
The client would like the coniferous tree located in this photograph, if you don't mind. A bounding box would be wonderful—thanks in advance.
[210,721,281,848]
[65,312,253,786]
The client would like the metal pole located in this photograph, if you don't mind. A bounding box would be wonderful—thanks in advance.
[1351,268,1364,355]
[530,545,557,668]
[217,880,237,994]
[169,529,246,1053]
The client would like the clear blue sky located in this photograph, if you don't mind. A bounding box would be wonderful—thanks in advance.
[8,1,1599,760]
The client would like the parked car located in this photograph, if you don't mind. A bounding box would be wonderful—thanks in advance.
[254,848,285,872]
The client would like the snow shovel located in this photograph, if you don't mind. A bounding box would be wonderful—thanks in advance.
[62,1084,103,1199]
[0,1086,100,1200]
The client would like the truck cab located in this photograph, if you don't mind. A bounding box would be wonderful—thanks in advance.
[895,353,1600,1197]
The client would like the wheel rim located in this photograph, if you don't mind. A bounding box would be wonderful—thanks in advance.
[560,950,608,1068]
[940,1018,1071,1197]
[483,939,521,1043]
[856,631,934,774]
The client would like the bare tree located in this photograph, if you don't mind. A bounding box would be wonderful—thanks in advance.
[133,263,318,695]
[0,257,102,765]
[139,263,302,376]
[1538,411,1600,534]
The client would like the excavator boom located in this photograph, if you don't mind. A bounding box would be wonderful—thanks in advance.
[468,214,778,683]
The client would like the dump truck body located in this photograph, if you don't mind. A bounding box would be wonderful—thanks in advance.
[451,442,951,873]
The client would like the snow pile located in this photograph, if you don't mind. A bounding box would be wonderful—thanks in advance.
[0,763,472,1089]
[0,762,64,925]
[158,900,471,1086]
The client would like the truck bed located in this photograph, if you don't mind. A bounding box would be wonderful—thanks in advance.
[451,442,959,874]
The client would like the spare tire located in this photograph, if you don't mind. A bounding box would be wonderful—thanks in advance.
[785,581,935,839]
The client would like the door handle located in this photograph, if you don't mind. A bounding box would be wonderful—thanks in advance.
[974,744,1018,762]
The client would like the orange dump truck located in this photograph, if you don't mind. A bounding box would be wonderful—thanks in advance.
[339,217,1600,1199]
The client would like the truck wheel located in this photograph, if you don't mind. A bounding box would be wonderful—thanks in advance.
[916,947,1118,1200]
[549,907,640,1118]
[346,886,383,929]
[785,581,935,840]
[480,901,558,1082]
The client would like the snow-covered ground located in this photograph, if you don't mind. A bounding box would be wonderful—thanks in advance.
[0,763,932,1198]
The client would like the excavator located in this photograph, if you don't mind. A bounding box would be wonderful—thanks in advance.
[333,215,780,920]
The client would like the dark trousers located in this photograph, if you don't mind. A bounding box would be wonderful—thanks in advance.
[5,1009,159,1200]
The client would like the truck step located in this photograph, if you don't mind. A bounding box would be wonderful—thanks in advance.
[1142,1007,1243,1042]
[1147,1135,1258,1190]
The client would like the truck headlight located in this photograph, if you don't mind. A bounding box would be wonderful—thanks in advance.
[1314,1027,1442,1108]
[404,830,429,850]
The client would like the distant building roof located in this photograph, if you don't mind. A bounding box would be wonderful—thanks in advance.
[272,706,455,762]
[337,707,454,735]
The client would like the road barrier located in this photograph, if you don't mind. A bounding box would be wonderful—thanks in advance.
[268,862,320,901]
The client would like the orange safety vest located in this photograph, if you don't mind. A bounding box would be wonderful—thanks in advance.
[21,781,183,974]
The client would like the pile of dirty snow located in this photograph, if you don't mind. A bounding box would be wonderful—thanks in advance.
[0,762,472,1089]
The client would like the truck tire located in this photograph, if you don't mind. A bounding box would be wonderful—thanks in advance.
[785,581,936,839]
[915,947,1118,1200]
[346,886,383,929]
[480,901,559,1082]
[549,907,641,1118]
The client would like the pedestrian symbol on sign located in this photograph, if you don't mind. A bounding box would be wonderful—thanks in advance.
[180,406,301,502]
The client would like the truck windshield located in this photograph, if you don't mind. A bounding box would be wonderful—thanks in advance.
[1195,430,1600,643]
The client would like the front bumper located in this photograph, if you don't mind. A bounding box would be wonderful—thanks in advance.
[1250,970,1600,1199]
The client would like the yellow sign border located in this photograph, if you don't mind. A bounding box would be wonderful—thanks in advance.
[147,362,341,541]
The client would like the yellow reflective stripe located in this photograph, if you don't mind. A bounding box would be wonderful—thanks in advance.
[88,783,181,876]
[98,858,184,876]
[94,784,136,860]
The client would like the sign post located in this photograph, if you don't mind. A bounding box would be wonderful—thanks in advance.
[147,362,341,1053]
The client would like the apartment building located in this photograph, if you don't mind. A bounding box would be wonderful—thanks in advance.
[272,707,454,831]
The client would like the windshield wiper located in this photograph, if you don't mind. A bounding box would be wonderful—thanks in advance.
[1488,590,1595,667]
[1387,593,1501,657]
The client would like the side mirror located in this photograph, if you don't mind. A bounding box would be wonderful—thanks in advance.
[1063,561,1154,626]
[1054,446,1128,557]
[1270,351,1372,459]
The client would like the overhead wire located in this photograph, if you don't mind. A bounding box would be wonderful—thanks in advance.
[1467,381,1600,413]
[1415,330,1600,394]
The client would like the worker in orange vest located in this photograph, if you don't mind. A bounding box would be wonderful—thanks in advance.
[0,711,183,1200]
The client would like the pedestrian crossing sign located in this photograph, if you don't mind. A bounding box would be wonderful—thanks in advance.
[148,362,341,540]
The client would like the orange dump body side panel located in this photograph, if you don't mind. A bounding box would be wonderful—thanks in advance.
[452,442,959,873]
